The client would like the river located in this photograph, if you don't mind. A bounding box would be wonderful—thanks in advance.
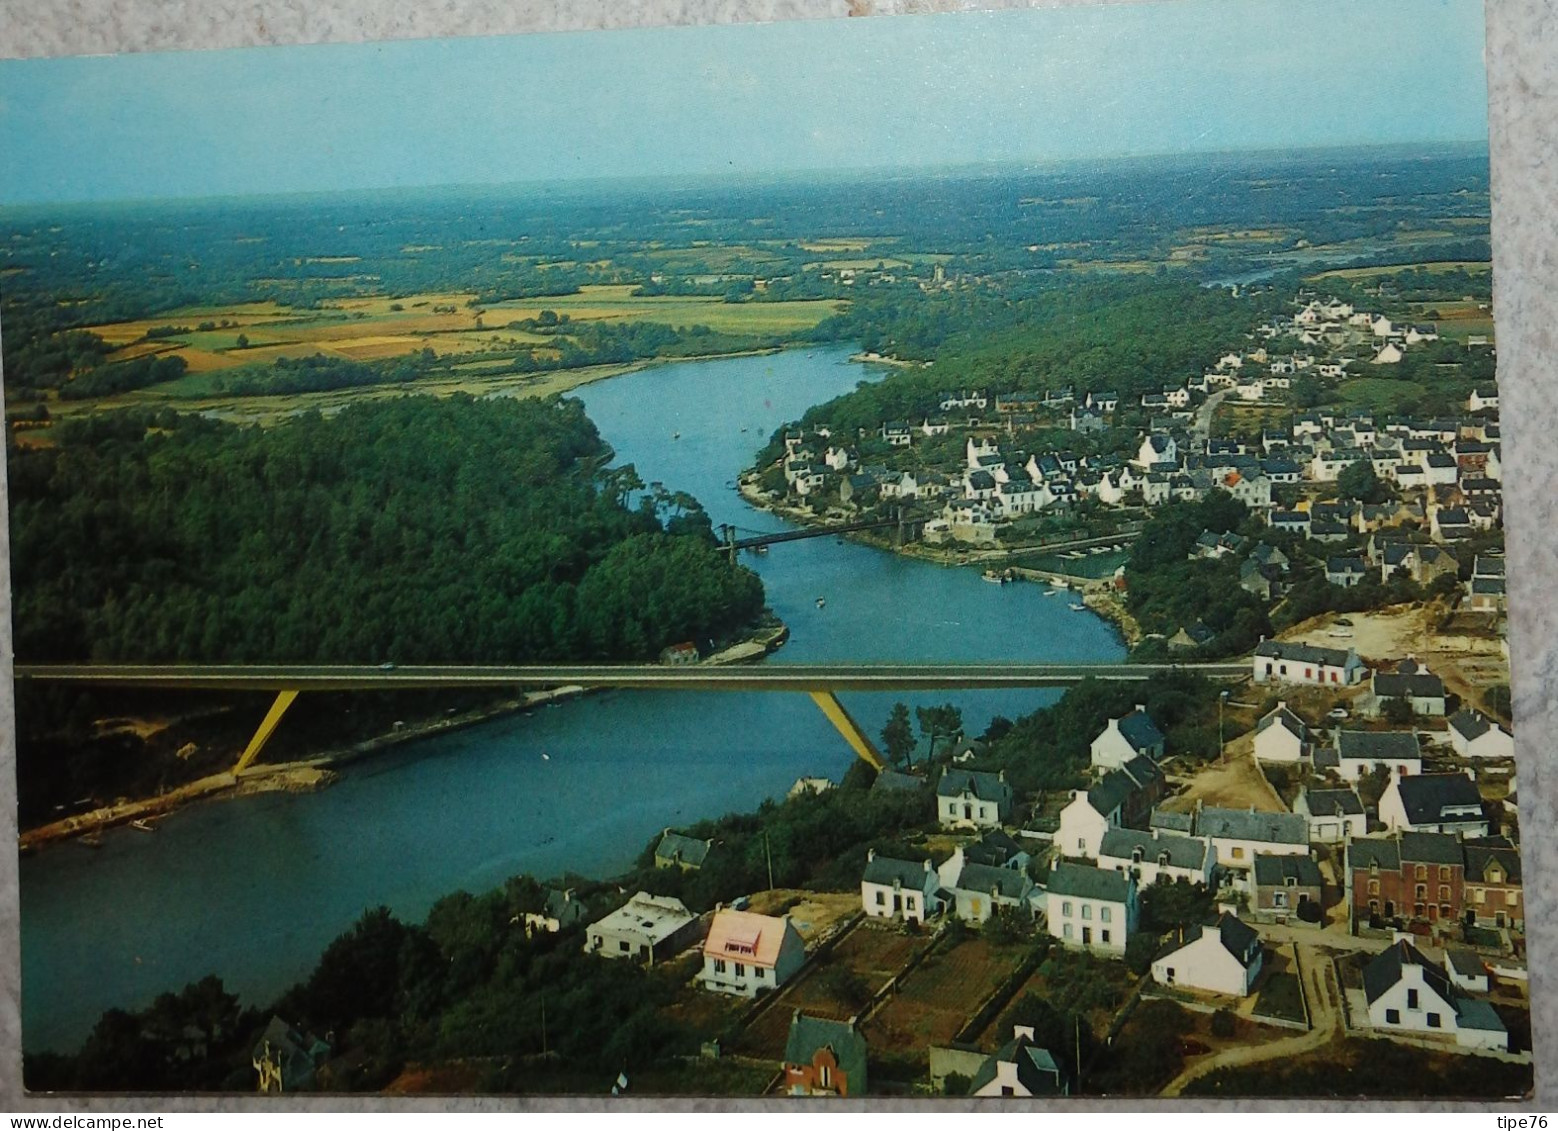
[18,345,1126,1054]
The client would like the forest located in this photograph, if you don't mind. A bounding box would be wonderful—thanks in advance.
[6,395,764,665]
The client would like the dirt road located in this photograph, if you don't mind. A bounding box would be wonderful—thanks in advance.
[1160,942,1343,1095]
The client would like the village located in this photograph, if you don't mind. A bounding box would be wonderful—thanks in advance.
[423,629,1524,1099]
[401,284,1524,1099]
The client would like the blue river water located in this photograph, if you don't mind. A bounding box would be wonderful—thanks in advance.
[18,346,1125,1053]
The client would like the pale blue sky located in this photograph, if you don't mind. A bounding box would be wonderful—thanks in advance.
[0,0,1488,205]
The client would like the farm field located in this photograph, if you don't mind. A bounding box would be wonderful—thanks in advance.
[77,284,843,386]
[863,935,1031,1060]
[1309,260,1492,281]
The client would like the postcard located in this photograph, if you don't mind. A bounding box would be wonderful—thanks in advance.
[0,0,1531,1100]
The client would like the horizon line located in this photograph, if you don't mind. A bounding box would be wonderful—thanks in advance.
[0,138,1492,214]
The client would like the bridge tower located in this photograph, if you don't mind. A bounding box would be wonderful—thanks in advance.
[719,523,738,564]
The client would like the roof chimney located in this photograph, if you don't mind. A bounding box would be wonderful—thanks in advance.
[867,848,876,862]
[1013,1025,1036,1042]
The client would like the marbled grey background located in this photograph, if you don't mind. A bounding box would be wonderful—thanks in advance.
[0,0,1552,1111]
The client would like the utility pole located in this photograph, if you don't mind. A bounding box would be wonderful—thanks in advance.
[1219,689,1230,763]
[765,831,775,891]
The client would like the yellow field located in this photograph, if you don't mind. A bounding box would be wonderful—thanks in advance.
[68,286,843,389]
[816,258,910,270]
[797,238,876,252]
[1309,260,1492,281]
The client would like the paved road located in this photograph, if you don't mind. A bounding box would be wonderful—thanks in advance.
[1192,388,1232,444]
[14,660,1253,692]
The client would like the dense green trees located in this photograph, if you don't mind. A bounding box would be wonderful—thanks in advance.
[8,395,763,664]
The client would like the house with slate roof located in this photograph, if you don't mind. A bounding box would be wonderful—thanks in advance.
[1045,862,1137,956]
[1253,702,1309,764]
[523,888,589,936]
[1379,770,1488,837]
[1192,805,1310,872]
[962,829,1031,871]
[937,846,1038,924]
[1464,837,1523,929]
[1293,786,1365,844]
[1151,912,1264,997]
[700,909,807,998]
[861,849,941,925]
[1445,948,1491,993]
[1252,853,1324,925]
[1090,705,1166,771]
[1447,710,1514,760]
[784,1012,867,1096]
[1363,662,1447,718]
[1097,827,1213,888]
[655,829,713,871]
[1322,730,1423,782]
[937,768,1012,830]
[1346,832,1465,928]
[968,1027,1069,1096]
[1253,640,1366,687]
[1364,940,1508,1052]
[1056,758,1166,858]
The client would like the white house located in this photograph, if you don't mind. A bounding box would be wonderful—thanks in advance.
[1447,710,1514,760]
[1089,705,1166,771]
[584,893,702,966]
[937,847,1038,925]
[1150,912,1264,997]
[700,909,807,997]
[1294,786,1366,844]
[1045,862,1137,956]
[968,1027,1069,1097]
[1468,387,1499,414]
[1253,640,1367,687]
[1097,827,1213,888]
[1253,702,1309,764]
[1056,760,1160,859]
[1134,433,1178,469]
[1316,730,1423,782]
[937,768,1013,831]
[1364,940,1508,1052]
[1193,805,1310,871]
[1379,770,1488,837]
[861,850,941,925]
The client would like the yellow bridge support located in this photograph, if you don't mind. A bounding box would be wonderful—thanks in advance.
[807,690,886,771]
[232,689,300,774]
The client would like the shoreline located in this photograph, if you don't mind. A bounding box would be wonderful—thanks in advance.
[17,620,791,854]
[735,476,1139,644]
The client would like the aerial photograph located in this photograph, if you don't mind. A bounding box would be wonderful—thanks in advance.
[0,0,1530,1100]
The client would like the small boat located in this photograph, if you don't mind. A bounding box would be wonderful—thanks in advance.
[1053,579,1071,589]
[79,832,103,850]
[1043,588,1057,596]
[740,426,749,433]
[1069,604,1088,613]
[754,545,769,555]
[130,819,156,833]
[672,431,681,440]
[816,597,827,609]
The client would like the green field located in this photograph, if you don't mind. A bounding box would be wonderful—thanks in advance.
[1335,378,1429,414]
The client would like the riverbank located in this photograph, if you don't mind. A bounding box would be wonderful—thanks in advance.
[18,619,791,854]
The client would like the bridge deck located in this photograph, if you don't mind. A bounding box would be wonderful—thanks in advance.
[15,661,1250,692]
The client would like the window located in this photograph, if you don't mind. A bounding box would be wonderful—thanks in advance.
[756,967,765,980]
[1062,901,1073,917]
[735,963,745,977]
[619,940,630,953]
[1415,864,1428,880]
[1165,967,1176,984]
[1407,989,1419,1010]
[714,959,727,974]
[1081,905,1093,920]
[1273,892,1287,908]
[1077,838,1087,851]
[1062,923,1073,940]
[1101,906,1112,923]
[1101,930,1111,944]
[1368,880,1380,896]
[875,891,885,906]
[1439,866,1451,880]
[818,1064,832,1090]
[1415,884,1427,900]
[1438,885,1450,901]
[1508,891,1520,906]
[905,896,916,911]
[1232,846,1245,860]
[1427,1013,1442,1029]
[1475,889,1487,904]
[1001,1086,1014,1097]
[1385,1008,1401,1024]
